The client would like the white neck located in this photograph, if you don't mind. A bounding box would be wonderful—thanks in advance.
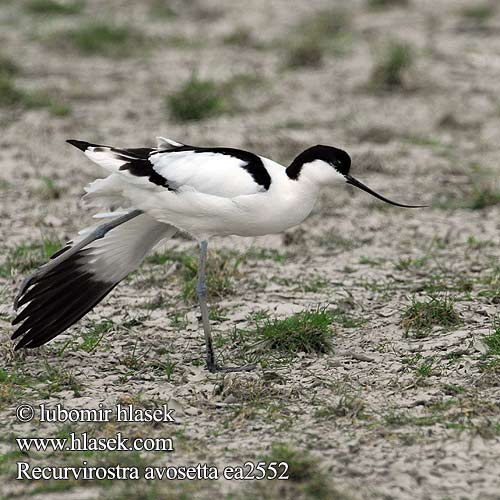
[295,159,345,186]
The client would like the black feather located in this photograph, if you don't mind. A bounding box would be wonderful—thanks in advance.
[12,248,118,349]
[171,146,272,191]
[67,139,93,151]
[14,282,116,349]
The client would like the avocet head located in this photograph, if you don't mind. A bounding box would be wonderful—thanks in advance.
[287,145,424,208]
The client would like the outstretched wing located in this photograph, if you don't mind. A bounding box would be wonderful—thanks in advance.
[67,139,272,198]
[12,212,175,349]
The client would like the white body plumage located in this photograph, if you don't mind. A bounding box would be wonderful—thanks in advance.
[83,138,333,240]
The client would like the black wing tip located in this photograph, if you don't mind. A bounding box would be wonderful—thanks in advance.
[11,327,30,348]
[11,275,116,352]
[13,339,26,350]
[67,139,93,151]
[13,335,41,350]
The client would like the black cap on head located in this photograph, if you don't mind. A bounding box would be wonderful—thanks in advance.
[287,144,426,208]
[287,145,351,179]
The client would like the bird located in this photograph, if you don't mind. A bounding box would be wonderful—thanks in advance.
[11,137,424,372]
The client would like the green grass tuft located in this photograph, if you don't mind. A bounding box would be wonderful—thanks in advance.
[79,320,115,353]
[0,368,31,409]
[395,256,428,271]
[149,0,177,18]
[167,75,225,121]
[37,176,62,199]
[371,41,414,90]
[0,72,71,115]
[150,355,176,381]
[466,190,500,210]
[245,247,288,263]
[223,27,255,47]
[314,393,365,420]
[367,0,409,8]
[0,237,62,278]
[25,0,84,15]
[256,443,348,500]
[463,170,500,209]
[180,251,241,302]
[263,443,320,482]
[286,37,325,69]
[404,134,442,147]
[403,353,436,379]
[444,384,465,396]
[167,71,263,121]
[437,164,500,210]
[461,4,495,22]
[401,295,461,337]
[415,358,434,378]
[285,9,351,68]
[297,8,350,40]
[253,307,334,354]
[0,55,18,78]
[22,93,71,115]
[0,77,25,107]
[38,363,83,398]
[483,322,500,355]
[145,248,242,302]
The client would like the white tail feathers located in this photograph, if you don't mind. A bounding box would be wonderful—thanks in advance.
[156,136,184,149]
[83,174,133,209]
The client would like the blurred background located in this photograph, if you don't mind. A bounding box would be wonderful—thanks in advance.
[1,0,500,208]
[2,1,500,499]
[1,0,499,210]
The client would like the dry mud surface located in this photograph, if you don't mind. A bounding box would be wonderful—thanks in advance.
[1,1,500,499]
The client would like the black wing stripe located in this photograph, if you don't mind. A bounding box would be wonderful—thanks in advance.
[13,293,80,341]
[67,139,173,190]
[116,147,153,157]
[16,255,93,308]
[161,146,272,191]
[15,269,92,309]
[118,158,174,190]
[68,139,272,192]
[12,272,95,327]
[14,282,116,349]
[12,273,106,339]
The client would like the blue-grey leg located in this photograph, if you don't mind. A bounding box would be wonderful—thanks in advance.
[196,240,256,373]
[197,240,216,371]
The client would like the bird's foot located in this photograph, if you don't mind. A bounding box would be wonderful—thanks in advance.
[207,363,257,373]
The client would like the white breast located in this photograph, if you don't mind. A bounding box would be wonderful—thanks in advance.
[83,155,320,239]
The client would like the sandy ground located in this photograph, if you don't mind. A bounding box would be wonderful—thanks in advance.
[1,0,500,499]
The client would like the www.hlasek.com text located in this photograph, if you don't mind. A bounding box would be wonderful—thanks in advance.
[17,432,174,453]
